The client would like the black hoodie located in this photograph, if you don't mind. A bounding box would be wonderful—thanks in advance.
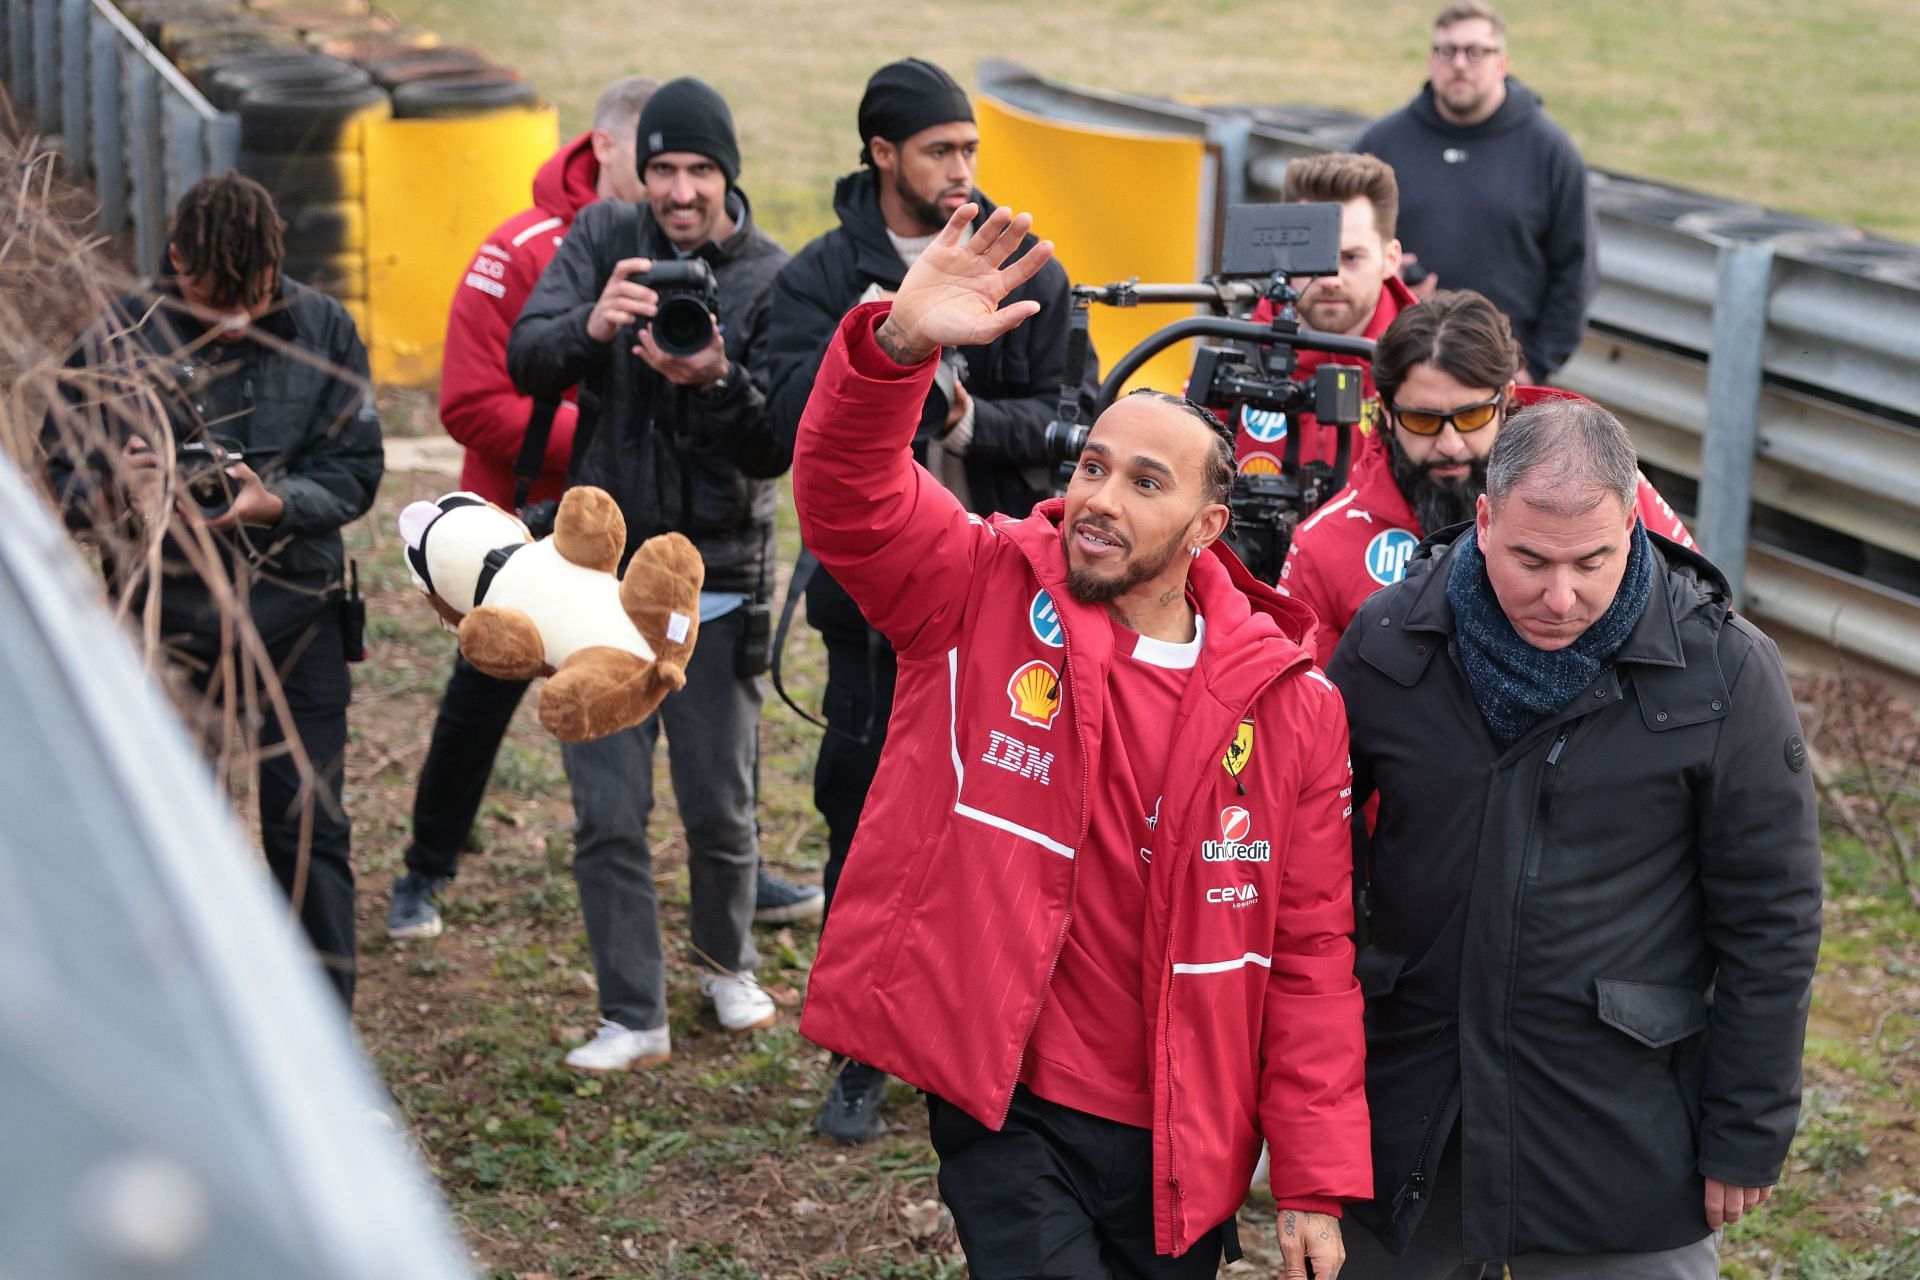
[1356,78,1596,378]
[760,169,1097,638]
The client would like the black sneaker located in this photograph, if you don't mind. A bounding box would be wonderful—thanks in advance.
[754,866,824,924]
[386,870,448,940]
[814,1059,889,1145]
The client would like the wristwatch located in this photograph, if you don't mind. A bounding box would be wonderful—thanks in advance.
[696,363,735,401]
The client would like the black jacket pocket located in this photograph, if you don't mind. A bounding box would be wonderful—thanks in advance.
[1595,978,1710,1048]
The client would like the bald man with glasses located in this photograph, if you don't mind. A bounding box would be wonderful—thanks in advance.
[1355,1,1596,385]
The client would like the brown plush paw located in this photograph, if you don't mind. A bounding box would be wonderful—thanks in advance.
[620,532,706,669]
[459,606,550,680]
[552,486,626,574]
[539,646,663,743]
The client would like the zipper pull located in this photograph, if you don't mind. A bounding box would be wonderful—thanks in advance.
[1546,732,1567,766]
[1390,1170,1427,1218]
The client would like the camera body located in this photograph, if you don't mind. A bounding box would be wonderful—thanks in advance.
[636,259,721,359]
[174,439,245,520]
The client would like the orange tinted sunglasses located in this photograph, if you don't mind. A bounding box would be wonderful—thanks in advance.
[1390,395,1504,436]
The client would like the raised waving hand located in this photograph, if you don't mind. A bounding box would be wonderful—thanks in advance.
[873,203,1055,365]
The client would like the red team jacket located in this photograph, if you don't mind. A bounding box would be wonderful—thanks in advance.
[1234,275,1418,473]
[795,304,1371,1257]
[1280,386,1697,663]
[439,133,602,505]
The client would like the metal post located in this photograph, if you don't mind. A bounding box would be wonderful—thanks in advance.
[204,110,240,179]
[126,53,163,275]
[88,13,124,234]
[9,0,33,106]
[34,0,58,122]
[59,0,88,168]
[160,92,205,217]
[1697,241,1775,607]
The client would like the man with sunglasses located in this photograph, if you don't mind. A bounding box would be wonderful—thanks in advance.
[1354,1,1595,383]
[1280,291,1689,662]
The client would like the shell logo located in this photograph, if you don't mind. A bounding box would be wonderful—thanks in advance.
[1007,659,1062,730]
[1220,806,1252,843]
[1239,451,1283,476]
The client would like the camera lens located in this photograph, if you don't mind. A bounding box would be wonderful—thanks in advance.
[652,296,714,359]
[1043,418,1091,465]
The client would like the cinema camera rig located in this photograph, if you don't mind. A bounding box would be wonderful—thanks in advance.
[1043,203,1376,584]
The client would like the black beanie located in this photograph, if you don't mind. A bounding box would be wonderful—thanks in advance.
[636,77,741,186]
[858,59,973,166]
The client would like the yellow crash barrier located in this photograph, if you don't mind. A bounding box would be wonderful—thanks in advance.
[362,105,559,385]
[974,94,1208,397]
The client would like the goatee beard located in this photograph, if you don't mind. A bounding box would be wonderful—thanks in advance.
[1063,523,1189,606]
[1388,437,1487,535]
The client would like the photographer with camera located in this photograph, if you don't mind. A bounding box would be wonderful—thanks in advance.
[506,77,793,1071]
[759,56,1096,1146]
[48,173,384,1007]
[1279,290,1691,662]
[1235,153,1416,474]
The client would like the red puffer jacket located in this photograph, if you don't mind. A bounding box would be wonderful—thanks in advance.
[1280,386,1696,662]
[438,132,600,505]
[1234,275,1417,474]
[795,302,1371,1257]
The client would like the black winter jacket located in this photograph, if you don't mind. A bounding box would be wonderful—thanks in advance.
[1356,79,1596,379]
[1326,529,1821,1262]
[761,172,1096,638]
[507,191,789,592]
[50,279,384,653]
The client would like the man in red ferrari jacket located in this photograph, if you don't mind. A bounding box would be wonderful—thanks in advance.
[1280,290,1692,663]
[794,203,1368,1278]
[384,78,658,939]
[1236,152,1416,476]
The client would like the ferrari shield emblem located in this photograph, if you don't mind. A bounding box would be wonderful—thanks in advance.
[1222,719,1254,777]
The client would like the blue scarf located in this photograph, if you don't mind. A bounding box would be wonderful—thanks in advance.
[1446,520,1653,749]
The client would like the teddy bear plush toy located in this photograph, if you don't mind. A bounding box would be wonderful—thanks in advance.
[397,486,704,743]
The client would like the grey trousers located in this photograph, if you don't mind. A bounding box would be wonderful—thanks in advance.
[560,606,761,1032]
[1342,1138,1720,1280]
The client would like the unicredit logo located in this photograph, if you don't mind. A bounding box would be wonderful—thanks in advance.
[1202,806,1271,863]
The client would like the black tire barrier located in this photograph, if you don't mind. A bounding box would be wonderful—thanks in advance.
[277,200,366,256]
[283,253,368,301]
[237,83,393,156]
[368,48,493,88]
[239,149,365,203]
[391,75,539,120]
[209,54,370,112]
[315,32,439,66]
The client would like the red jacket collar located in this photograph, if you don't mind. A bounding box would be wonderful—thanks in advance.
[532,132,604,219]
[1009,497,1316,696]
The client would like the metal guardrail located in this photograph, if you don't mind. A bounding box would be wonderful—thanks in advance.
[3,0,239,275]
[980,62,1920,696]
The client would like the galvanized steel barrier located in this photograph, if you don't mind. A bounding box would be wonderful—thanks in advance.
[980,62,1920,695]
[3,0,239,276]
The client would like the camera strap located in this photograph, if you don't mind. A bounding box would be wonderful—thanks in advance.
[511,398,561,513]
[769,548,879,745]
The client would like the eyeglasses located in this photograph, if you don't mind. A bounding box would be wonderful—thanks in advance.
[1431,42,1504,63]
[1389,396,1504,436]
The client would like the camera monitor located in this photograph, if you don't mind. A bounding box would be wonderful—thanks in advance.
[1219,202,1341,280]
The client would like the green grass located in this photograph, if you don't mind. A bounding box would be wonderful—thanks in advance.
[383,0,1920,246]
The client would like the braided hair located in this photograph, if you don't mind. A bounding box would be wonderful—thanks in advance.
[166,172,285,307]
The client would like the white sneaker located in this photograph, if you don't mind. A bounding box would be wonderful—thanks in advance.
[564,1019,670,1073]
[699,969,776,1033]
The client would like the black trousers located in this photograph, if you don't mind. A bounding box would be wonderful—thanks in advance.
[404,652,529,880]
[813,629,896,912]
[193,617,357,1007]
[927,1088,1238,1280]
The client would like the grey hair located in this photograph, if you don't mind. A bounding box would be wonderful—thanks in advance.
[594,75,660,132]
[1485,399,1639,518]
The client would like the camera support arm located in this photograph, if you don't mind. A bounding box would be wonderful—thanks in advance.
[1094,315,1374,414]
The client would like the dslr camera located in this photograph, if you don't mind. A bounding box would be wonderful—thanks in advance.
[174,438,245,520]
[636,259,721,359]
